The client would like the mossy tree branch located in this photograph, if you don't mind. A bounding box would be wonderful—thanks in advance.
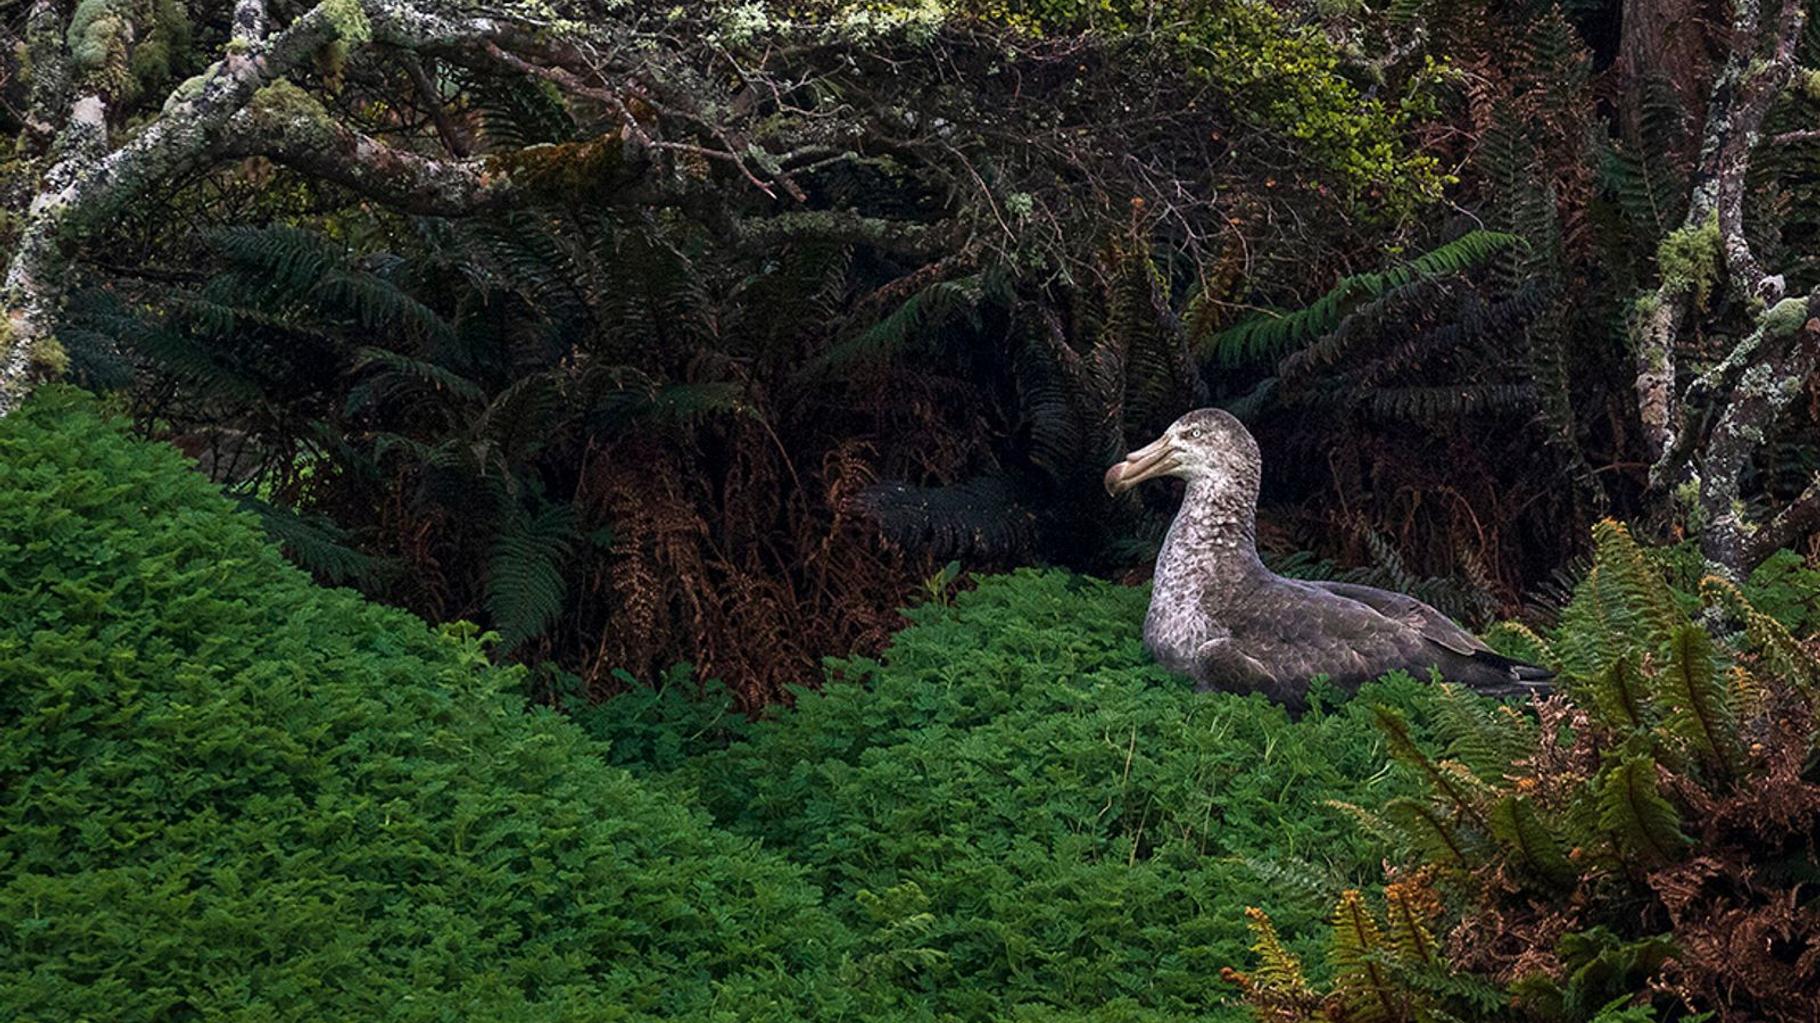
[1629,0,1820,577]
[0,0,642,414]
[3,0,1446,425]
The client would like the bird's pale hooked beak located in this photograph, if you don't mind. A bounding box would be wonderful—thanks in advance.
[1103,434,1179,495]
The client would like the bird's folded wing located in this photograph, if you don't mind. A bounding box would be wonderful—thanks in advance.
[1311,580,1491,658]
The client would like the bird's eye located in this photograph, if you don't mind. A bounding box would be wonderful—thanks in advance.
[1187,427,1203,440]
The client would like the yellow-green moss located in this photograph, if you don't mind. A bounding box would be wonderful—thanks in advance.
[28,335,69,378]
[319,0,371,44]
[247,78,330,123]
[1673,475,1704,532]
[1657,212,1722,308]
[67,0,190,104]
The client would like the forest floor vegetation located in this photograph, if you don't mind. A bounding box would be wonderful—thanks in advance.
[6,391,1819,1021]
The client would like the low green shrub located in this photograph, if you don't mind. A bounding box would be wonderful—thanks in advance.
[0,389,857,1022]
[644,570,1456,1021]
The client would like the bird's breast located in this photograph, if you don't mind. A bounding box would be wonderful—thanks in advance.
[1143,585,1215,674]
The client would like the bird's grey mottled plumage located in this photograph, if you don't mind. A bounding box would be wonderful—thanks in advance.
[1105,409,1552,711]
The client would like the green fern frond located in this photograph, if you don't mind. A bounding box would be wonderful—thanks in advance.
[239,495,377,586]
[1383,958,1509,1018]
[1325,799,1408,852]
[1585,652,1653,733]
[1482,621,1556,666]
[464,67,575,149]
[485,502,576,652]
[1432,683,1535,783]
[1595,752,1690,865]
[802,272,998,378]
[54,324,136,390]
[1488,795,1577,889]
[1204,231,1524,366]
[1701,575,1820,694]
[1382,796,1470,868]
[1242,906,1316,998]
[1374,705,1488,829]
[348,347,486,413]
[1593,521,1684,642]
[1598,74,1689,241]
[1555,521,1687,678]
[1328,890,1405,1023]
[475,372,567,463]
[207,225,346,304]
[315,268,456,345]
[1658,624,1740,774]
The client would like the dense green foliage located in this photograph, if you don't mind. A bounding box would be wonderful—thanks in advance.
[591,572,1461,1021]
[3,390,1505,1021]
[0,390,855,1021]
[9,0,1820,1015]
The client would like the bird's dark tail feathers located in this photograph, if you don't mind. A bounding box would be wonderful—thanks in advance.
[1461,650,1554,699]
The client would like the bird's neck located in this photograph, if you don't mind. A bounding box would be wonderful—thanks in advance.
[1153,478,1265,605]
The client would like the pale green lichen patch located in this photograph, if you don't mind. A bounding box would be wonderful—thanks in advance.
[1734,363,1780,404]
[713,2,772,45]
[1761,296,1808,337]
[1657,212,1721,308]
[162,71,210,113]
[834,0,945,42]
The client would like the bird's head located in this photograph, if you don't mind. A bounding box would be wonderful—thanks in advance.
[1103,408,1260,498]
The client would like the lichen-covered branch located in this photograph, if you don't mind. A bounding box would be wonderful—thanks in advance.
[0,0,379,413]
[20,0,70,148]
[0,0,618,414]
[223,81,517,215]
[1695,293,1820,575]
[1622,0,1820,574]
[1750,471,1820,566]
[1634,0,1808,483]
